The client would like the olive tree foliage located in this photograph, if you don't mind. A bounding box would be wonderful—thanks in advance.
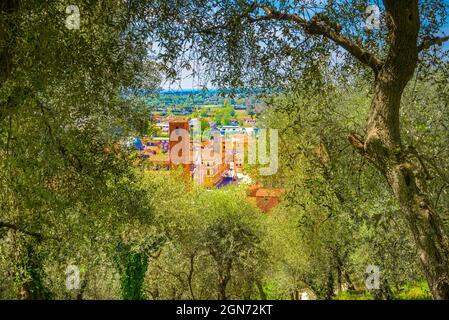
[146,0,447,89]
[401,65,449,218]
[258,77,423,299]
[141,172,268,300]
[0,0,160,299]
[145,0,449,299]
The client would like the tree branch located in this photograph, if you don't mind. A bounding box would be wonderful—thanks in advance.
[0,221,45,241]
[244,4,383,72]
[347,132,366,156]
[418,35,449,52]
[37,100,83,172]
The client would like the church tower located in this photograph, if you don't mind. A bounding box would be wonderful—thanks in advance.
[168,118,191,175]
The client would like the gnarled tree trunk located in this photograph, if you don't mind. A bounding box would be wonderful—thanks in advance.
[349,0,449,300]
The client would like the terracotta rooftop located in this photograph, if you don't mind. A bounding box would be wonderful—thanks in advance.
[248,183,263,197]
[254,188,286,198]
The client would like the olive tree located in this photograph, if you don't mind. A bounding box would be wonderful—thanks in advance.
[0,0,159,299]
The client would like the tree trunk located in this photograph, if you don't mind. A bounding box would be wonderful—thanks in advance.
[325,267,334,300]
[217,262,231,300]
[387,159,449,299]
[336,264,342,294]
[350,71,449,300]
[344,271,355,291]
[351,78,449,299]
[218,279,227,300]
[348,0,449,300]
[76,272,89,300]
[187,253,196,299]
[256,280,267,300]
